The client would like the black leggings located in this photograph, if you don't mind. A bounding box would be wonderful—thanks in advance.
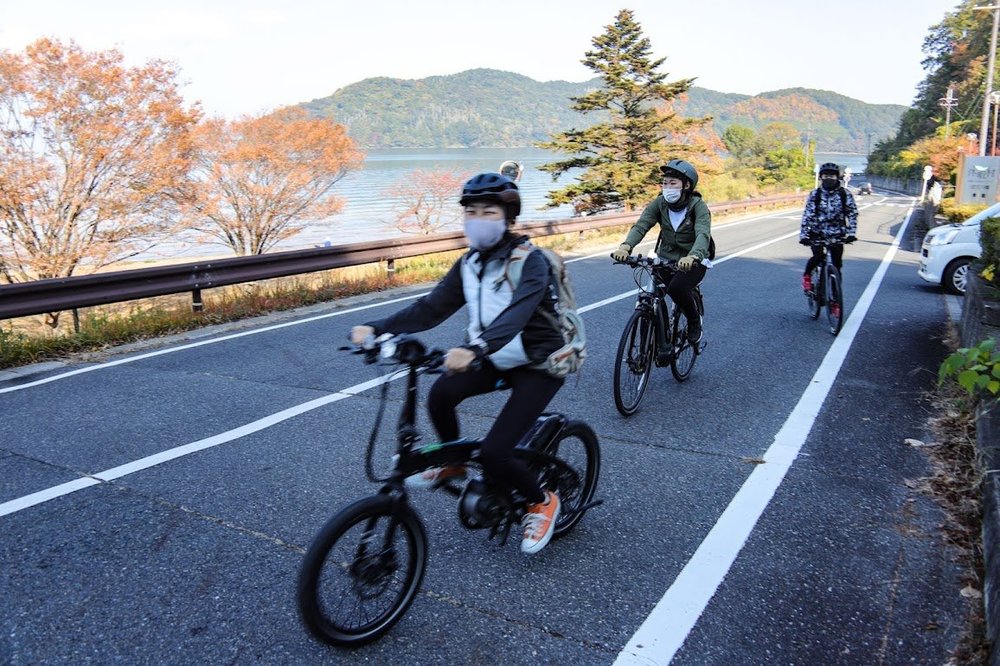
[659,263,706,323]
[427,363,563,504]
[804,245,843,274]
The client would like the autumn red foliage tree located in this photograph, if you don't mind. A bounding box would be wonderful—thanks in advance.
[0,38,200,295]
[187,108,362,255]
[384,169,465,235]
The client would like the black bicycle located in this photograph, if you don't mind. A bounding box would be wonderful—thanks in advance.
[297,334,601,647]
[804,240,844,336]
[612,256,705,416]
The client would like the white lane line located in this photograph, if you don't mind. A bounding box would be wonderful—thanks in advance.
[0,293,426,394]
[613,203,917,666]
[0,478,102,517]
[0,226,810,517]
[0,375,398,516]
[0,207,802,394]
[0,205,882,517]
[576,231,800,314]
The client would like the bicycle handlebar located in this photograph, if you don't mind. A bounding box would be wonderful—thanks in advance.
[345,334,446,369]
[612,256,679,270]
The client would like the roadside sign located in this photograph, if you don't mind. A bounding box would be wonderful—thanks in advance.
[923,165,933,181]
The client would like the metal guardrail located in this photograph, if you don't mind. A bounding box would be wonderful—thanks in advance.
[0,194,802,320]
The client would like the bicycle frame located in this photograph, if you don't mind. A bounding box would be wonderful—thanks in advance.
[365,337,575,503]
[619,257,693,364]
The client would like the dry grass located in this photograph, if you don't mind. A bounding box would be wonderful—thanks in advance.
[916,328,989,665]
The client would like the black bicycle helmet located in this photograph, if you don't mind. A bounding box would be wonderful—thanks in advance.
[659,159,699,189]
[459,172,521,221]
[818,162,841,177]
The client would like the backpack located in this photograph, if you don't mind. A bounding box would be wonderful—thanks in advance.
[504,243,587,378]
[813,186,849,225]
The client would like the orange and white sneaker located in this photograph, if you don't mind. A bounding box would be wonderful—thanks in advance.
[405,465,468,489]
[520,490,560,554]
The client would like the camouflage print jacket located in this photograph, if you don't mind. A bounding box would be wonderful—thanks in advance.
[800,186,858,243]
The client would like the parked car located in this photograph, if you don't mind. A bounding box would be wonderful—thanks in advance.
[918,201,1000,294]
[857,182,873,195]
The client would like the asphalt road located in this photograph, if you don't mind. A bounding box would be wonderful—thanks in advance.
[0,191,967,664]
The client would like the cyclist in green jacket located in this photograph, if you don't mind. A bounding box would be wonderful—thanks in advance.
[612,159,712,343]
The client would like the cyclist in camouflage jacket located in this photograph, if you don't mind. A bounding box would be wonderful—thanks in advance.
[800,162,858,292]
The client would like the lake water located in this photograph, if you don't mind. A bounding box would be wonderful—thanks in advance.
[140,148,866,259]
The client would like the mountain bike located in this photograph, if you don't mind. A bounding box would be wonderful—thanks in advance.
[612,256,705,416]
[296,334,601,647]
[804,240,844,336]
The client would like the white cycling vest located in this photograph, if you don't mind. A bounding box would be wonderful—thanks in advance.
[460,252,530,370]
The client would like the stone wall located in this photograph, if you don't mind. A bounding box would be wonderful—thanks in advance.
[960,276,1000,657]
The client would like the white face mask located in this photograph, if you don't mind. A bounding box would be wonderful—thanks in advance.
[464,217,506,250]
[662,187,683,203]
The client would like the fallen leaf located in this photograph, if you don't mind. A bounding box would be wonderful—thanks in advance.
[960,585,983,599]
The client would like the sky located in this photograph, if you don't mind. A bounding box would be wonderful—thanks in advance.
[0,0,961,119]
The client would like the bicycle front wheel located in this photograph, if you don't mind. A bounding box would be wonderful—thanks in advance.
[670,308,698,382]
[806,266,821,319]
[297,495,427,647]
[826,266,844,336]
[613,310,655,416]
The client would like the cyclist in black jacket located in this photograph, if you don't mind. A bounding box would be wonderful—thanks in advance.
[350,173,564,554]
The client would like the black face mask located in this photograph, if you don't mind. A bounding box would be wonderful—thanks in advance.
[821,178,839,191]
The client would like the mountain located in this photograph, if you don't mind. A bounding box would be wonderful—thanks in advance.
[301,69,905,153]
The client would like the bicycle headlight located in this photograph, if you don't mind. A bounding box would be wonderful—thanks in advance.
[928,229,960,246]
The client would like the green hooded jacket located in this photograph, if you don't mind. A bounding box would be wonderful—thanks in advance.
[623,194,712,262]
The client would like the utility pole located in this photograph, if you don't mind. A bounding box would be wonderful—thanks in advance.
[975,4,1000,156]
[938,86,958,137]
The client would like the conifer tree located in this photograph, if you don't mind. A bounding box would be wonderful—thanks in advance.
[537,9,709,214]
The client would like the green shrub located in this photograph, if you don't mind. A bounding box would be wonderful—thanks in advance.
[939,337,1000,400]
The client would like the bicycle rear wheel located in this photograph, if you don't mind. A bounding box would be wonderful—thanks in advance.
[613,310,655,416]
[826,266,844,336]
[297,495,427,646]
[670,307,698,382]
[806,266,821,319]
[530,421,600,537]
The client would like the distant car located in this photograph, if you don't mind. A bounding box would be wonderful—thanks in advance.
[857,182,872,195]
[918,201,1000,294]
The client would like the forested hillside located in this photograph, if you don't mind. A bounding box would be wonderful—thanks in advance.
[302,69,905,153]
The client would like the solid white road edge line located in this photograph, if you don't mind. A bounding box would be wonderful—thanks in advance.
[612,203,916,666]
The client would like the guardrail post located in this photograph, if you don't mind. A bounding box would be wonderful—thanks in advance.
[72,308,80,334]
[387,259,395,278]
[192,289,203,312]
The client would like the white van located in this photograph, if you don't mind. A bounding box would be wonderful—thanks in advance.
[919,201,1000,295]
